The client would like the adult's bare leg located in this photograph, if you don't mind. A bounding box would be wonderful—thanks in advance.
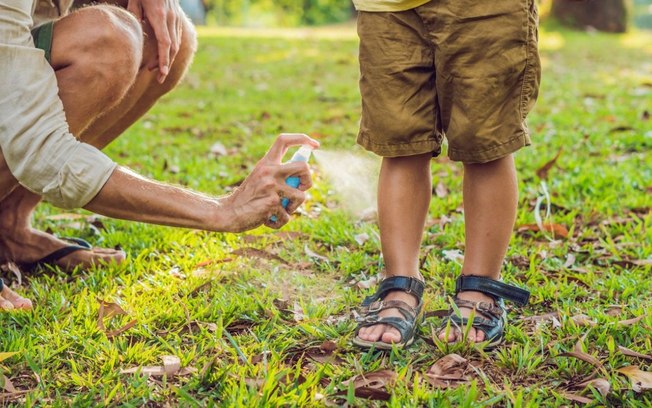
[0,5,196,272]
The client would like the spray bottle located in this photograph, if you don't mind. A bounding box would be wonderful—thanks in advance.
[270,145,313,223]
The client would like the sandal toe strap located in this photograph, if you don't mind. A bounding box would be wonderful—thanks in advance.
[356,316,417,344]
[454,298,504,320]
[362,276,425,306]
[456,275,530,306]
[446,315,505,342]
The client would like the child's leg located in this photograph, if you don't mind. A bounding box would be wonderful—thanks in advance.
[357,153,431,344]
[438,154,518,343]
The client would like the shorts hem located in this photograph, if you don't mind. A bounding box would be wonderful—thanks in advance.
[448,132,531,164]
[357,132,443,158]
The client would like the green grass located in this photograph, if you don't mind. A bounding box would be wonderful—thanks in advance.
[1,24,651,406]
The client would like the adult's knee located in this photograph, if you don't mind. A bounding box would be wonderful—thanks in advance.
[59,5,143,97]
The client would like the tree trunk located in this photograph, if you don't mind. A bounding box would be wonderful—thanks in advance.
[551,0,628,33]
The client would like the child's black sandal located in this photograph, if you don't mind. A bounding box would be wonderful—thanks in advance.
[352,276,425,350]
[440,275,530,350]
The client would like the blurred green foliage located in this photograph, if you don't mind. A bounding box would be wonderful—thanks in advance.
[206,0,354,26]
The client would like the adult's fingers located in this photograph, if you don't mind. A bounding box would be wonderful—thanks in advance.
[147,8,172,83]
[264,206,290,229]
[278,162,313,190]
[276,184,306,212]
[264,133,320,163]
[166,11,180,72]
[127,0,143,21]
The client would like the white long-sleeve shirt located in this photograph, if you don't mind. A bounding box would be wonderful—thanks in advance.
[0,0,116,209]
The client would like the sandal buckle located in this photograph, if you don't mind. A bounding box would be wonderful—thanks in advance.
[367,301,383,313]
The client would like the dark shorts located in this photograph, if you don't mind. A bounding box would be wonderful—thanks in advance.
[31,21,55,63]
[357,0,541,163]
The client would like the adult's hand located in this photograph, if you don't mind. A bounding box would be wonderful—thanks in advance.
[127,0,182,83]
[222,133,320,232]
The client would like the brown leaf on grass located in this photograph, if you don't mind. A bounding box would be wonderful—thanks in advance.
[618,346,652,362]
[560,391,593,404]
[305,341,343,365]
[1,375,17,393]
[605,305,624,317]
[97,299,137,338]
[521,311,562,329]
[433,181,449,198]
[570,314,597,327]
[426,354,470,389]
[232,247,288,265]
[120,355,196,377]
[576,378,610,397]
[617,365,652,392]
[304,245,328,262]
[340,370,397,401]
[97,299,127,331]
[559,336,604,371]
[617,315,646,326]
[320,340,337,353]
[612,258,652,268]
[105,320,137,338]
[353,273,382,290]
[353,233,370,246]
[225,320,255,335]
[536,147,563,179]
[292,302,305,322]
[518,223,569,238]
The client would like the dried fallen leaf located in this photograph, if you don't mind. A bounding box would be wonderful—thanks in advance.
[97,299,127,331]
[293,302,305,322]
[340,370,397,401]
[617,365,652,392]
[304,245,328,262]
[570,314,597,327]
[1,375,17,393]
[105,320,137,338]
[536,147,563,179]
[320,340,337,353]
[560,391,593,404]
[605,305,624,317]
[120,355,196,377]
[617,315,646,326]
[209,142,228,157]
[518,223,569,238]
[434,181,449,198]
[426,353,469,389]
[618,346,652,362]
[559,336,604,371]
[576,377,610,397]
[232,247,288,264]
[354,233,370,246]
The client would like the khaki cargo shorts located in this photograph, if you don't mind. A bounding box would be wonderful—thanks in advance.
[357,0,541,163]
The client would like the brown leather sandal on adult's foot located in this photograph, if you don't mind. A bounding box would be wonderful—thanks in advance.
[352,276,425,350]
[439,275,530,350]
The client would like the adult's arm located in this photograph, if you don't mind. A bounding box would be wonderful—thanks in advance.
[85,133,319,232]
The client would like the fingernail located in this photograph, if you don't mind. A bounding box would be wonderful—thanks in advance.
[161,65,169,76]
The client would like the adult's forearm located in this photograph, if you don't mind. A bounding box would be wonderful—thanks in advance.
[84,166,229,231]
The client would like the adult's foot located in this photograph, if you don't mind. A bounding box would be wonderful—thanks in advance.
[356,288,420,345]
[0,284,33,311]
[0,227,125,271]
[437,290,494,343]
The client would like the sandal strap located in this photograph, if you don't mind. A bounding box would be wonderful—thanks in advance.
[0,278,3,291]
[454,298,504,319]
[362,276,425,306]
[359,299,419,322]
[455,275,530,306]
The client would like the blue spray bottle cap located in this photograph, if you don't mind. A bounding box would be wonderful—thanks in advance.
[270,145,313,223]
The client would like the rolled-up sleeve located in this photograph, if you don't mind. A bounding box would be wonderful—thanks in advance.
[0,0,117,209]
